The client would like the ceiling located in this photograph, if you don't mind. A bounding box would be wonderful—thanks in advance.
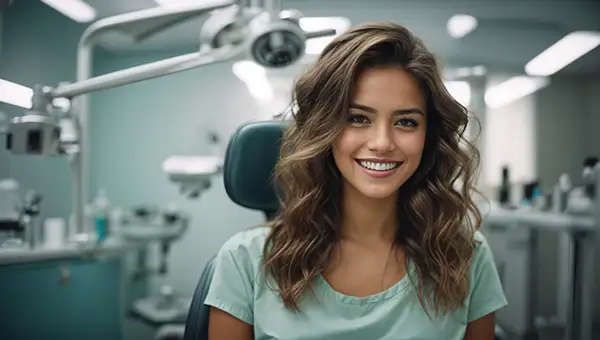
[43,0,600,76]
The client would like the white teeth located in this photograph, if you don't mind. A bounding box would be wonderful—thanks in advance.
[358,160,400,171]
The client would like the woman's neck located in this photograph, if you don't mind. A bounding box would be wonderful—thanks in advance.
[340,183,398,245]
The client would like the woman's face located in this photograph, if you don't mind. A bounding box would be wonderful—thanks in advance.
[332,66,427,200]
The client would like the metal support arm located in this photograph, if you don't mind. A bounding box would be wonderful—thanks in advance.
[51,46,240,99]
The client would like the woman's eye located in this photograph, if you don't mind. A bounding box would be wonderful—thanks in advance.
[396,118,419,127]
[347,114,369,125]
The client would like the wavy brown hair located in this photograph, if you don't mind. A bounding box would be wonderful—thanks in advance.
[262,22,482,316]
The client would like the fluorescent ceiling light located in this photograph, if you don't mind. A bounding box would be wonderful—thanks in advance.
[41,0,96,23]
[525,31,600,76]
[0,79,33,109]
[447,14,477,39]
[300,17,351,55]
[484,76,549,109]
[444,81,471,107]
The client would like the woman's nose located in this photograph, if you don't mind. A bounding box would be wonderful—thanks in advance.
[366,125,396,153]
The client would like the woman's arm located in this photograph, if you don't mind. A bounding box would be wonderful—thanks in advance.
[464,312,496,340]
[204,232,261,340]
[464,233,508,340]
[208,307,254,340]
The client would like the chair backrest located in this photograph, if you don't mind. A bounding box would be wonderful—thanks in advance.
[223,120,287,214]
[183,255,216,340]
[183,120,287,340]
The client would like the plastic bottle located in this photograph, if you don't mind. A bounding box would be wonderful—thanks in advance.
[93,189,111,243]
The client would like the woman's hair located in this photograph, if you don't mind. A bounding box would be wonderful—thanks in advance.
[262,22,482,316]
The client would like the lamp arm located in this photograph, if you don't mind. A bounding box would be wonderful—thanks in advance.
[51,45,241,99]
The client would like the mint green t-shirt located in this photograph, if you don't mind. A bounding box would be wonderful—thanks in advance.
[204,227,507,340]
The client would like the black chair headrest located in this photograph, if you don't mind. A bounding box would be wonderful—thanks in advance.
[223,120,288,213]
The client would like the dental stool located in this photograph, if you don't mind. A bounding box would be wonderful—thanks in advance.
[183,120,285,340]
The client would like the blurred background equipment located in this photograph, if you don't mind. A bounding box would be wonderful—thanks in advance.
[483,162,599,340]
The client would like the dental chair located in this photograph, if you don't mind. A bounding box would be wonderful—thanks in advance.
[183,120,285,340]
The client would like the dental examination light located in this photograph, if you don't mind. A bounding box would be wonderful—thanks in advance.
[1,0,336,234]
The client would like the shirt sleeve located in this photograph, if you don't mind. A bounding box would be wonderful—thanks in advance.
[203,236,255,325]
[467,232,508,322]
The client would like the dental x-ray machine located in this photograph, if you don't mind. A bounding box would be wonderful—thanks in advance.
[3,0,335,237]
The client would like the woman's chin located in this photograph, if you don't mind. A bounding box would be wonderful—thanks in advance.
[353,183,401,200]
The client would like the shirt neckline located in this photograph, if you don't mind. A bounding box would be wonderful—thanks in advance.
[315,260,416,305]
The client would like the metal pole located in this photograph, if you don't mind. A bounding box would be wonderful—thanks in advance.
[54,48,237,99]
[556,183,572,326]
[566,231,595,340]
[526,228,539,336]
[72,43,92,234]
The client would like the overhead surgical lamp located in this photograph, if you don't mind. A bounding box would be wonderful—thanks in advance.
[2,0,336,235]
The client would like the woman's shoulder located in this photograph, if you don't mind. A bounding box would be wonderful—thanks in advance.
[473,229,487,244]
[465,230,508,321]
[219,226,271,262]
[204,227,272,324]
[472,230,491,254]
[468,229,502,284]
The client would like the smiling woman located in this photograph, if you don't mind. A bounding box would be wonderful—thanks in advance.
[206,22,507,340]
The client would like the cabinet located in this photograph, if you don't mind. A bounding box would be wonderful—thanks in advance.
[0,258,123,340]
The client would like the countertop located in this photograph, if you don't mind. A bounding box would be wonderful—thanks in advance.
[484,206,597,233]
[0,239,129,266]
